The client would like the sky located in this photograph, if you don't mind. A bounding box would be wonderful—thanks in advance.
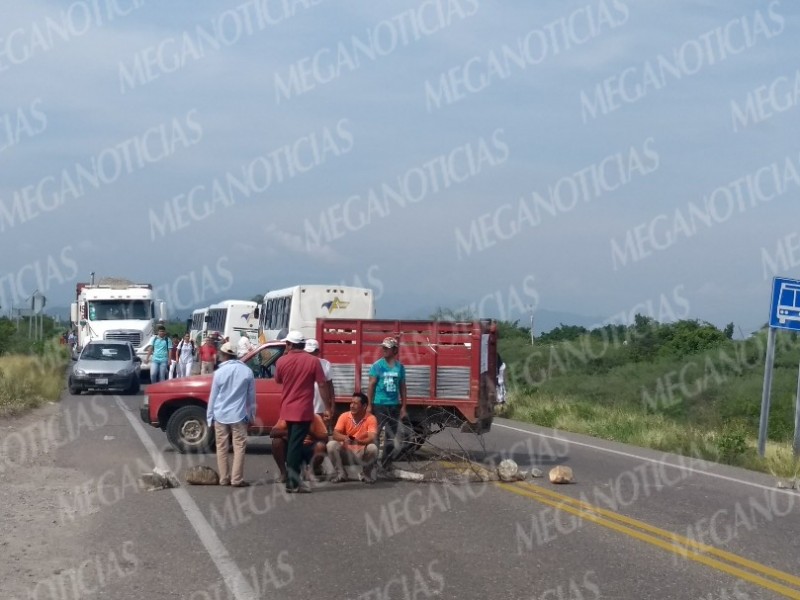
[0,0,798,336]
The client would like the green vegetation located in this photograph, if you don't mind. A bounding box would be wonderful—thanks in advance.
[497,317,800,478]
[0,316,70,416]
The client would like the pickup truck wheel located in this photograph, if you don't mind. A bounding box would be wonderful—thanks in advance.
[68,380,81,395]
[166,406,214,453]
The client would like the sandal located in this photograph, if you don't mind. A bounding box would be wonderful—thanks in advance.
[330,474,347,483]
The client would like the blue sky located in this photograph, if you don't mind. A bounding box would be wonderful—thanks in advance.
[0,0,798,335]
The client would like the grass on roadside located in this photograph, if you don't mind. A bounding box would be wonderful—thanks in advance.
[502,390,800,479]
[0,343,69,417]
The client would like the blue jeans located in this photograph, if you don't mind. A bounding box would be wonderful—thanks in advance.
[373,405,402,467]
[150,361,167,384]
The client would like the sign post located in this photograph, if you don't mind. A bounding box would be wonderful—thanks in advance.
[761,276,800,457]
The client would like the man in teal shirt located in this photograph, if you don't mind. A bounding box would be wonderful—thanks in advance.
[145,325,172,384]
[367,337,407,469]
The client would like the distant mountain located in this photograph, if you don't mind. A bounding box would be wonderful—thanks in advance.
[386,302,602,336]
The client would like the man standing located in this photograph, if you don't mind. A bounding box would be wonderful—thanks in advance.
[237,334,255,358]
[199,336,217,375]
[304,339,334,420]
[327,393,378,483]
[207,341,255,487]
[145,326,172,384]
[168,334,180,379]
[275,330,330,493]
[176,333,195,378]
[367,336,408,469]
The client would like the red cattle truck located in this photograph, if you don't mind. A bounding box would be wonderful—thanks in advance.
[141,319,497,453]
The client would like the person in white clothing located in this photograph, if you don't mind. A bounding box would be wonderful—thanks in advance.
[305,339,334,420]
[237,334,255,358]
[496,355,507,404]
[176,333,196,378]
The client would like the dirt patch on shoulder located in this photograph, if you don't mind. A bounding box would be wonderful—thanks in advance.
[0,402,94,599]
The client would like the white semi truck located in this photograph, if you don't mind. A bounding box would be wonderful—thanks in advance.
[70,278,167,372]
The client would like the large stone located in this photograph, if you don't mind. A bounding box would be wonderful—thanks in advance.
[549,465,574,484]
[185,466,220,485]
[140,467,180,491]
[497,459,519,482]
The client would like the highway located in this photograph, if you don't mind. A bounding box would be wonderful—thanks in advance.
[4,387,799,600]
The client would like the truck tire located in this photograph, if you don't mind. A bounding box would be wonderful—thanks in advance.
[166,406,214,453]
[68,379,81,395]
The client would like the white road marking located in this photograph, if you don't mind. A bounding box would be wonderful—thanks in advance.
[115,397,258,600]
[494,422,799,498]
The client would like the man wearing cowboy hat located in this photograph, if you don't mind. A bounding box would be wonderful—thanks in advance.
[207,341,256,487]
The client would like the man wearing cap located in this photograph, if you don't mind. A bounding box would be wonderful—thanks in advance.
[304,339,334,420]
[275,330,331,493]
[207,341,256,487]
[367,336,408,469]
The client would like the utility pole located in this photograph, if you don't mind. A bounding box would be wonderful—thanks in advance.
[528,305,535,346]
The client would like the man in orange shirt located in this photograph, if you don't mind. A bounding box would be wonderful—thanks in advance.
[270,414,328,484]
[326,392,378,483]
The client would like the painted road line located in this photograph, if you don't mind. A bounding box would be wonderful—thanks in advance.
[114,397,259,600]
[493,422,799,498]
[514,481,800,589]
[499,482,800,600]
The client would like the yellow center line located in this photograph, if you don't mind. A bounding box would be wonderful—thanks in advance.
[513,481,800,589]
[499,482,800,600]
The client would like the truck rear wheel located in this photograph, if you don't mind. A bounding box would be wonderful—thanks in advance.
[166,406,214,453]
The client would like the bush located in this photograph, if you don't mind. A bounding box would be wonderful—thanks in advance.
[0,340,69,416]
[716,421,748,462]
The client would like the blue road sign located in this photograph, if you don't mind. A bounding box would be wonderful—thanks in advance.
[769,276,800,331]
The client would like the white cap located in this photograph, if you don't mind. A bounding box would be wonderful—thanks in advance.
[304,339,320,353]
[282,330,305,344]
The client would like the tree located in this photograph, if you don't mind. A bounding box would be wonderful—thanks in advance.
[251,294,264,304]
[723,322,735,339]
[429,306,476,321]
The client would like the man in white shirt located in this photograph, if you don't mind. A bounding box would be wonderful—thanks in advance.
[237,334,255,358]
[304,339,334,420]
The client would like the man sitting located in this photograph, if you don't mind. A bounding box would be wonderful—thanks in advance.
[271,413,328,486]
[326,393,378,483]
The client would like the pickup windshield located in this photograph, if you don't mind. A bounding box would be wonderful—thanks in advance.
[245,346,284,379]
[88,300,151,321]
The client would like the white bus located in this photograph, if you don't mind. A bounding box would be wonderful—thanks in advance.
[189,307,208,346]
[206,300,259,345]
[258,285,375,342]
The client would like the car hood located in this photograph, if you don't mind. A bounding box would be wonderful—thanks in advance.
[147,375,212,393]
[74,359,134,372]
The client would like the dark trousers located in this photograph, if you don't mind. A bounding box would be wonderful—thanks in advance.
[373,405,401,466]
[285,421,311,490]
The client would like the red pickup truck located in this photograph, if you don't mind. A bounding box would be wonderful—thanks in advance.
[141,319,497,453]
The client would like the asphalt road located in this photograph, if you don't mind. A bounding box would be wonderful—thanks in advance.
[10,386,800,600]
